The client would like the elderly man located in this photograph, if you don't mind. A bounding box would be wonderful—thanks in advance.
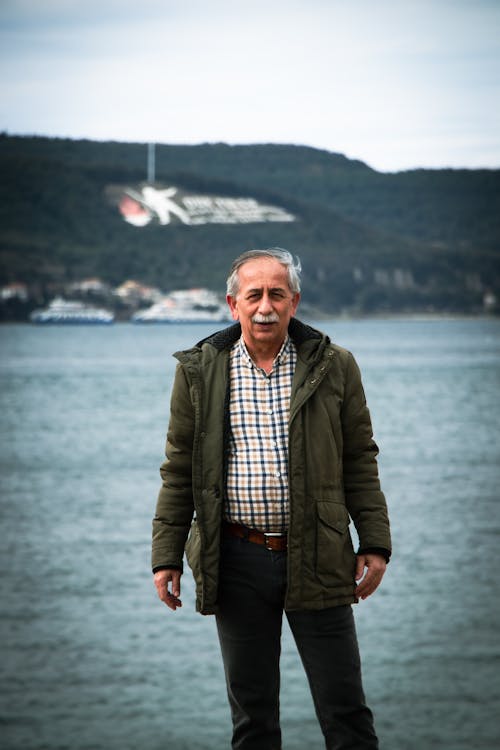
[153,247,391,750]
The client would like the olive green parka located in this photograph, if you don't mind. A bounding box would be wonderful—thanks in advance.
[152,318,391,614]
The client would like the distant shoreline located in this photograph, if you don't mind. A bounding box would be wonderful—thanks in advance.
[2,312,499,326]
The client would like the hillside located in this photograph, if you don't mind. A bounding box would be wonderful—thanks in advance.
[1,134,499,318]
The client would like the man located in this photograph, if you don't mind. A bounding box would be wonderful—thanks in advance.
[153,247,391,750]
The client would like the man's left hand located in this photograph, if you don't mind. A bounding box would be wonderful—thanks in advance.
[355,554,387,600]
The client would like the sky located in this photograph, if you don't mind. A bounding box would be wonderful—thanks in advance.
[1,0,499,172]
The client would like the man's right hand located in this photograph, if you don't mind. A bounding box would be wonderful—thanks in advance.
[154,569,182,610]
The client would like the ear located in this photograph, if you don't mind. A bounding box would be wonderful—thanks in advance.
[226,294,239,321]
[291,292,301,317]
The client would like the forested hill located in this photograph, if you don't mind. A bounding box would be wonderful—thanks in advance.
[1,133,499,317]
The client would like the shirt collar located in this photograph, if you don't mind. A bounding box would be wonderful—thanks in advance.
[237,335,292,371]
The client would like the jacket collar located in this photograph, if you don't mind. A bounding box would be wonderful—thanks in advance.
[196,317,325,352]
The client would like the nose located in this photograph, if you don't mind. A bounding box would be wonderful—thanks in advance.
[258,293,273,314]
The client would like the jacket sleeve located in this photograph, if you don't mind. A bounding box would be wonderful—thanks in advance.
[341,352,392,556]
[152,363,196,571]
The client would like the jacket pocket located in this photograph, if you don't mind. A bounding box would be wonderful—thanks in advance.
[316,501,355,587]
[185,519,202,586]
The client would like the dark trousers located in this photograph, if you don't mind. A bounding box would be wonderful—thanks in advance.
[215,536,378,750]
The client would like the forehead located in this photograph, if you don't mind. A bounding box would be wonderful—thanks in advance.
[237,258,289,289]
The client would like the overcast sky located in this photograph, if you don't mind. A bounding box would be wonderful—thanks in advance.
[1,0,499,172]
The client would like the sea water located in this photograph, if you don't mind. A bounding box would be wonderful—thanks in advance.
[1,318,499,750]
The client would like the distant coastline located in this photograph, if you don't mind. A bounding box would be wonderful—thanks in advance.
[1,136,498,321]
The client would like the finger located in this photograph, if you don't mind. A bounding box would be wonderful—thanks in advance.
[356,569,382,599]
[165,591,182,610]
[171,571,181,598]
[356,568,374,597]
[355,556,365,581]
[356,581,372,599]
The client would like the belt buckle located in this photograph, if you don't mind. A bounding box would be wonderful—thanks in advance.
[263,531,283,551]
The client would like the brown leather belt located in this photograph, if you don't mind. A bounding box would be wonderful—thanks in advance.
[223,522,288,551]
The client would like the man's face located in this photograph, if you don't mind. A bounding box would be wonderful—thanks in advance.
[226,257,300,354]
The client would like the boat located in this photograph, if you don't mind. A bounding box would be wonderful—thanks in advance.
[132,288,231,324]
[30,297,115,325]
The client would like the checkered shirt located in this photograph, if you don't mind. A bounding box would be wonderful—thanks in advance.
[224,335,297,533]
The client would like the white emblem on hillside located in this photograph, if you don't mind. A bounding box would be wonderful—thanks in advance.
[108,184,296,226]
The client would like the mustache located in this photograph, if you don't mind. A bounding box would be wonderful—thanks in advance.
[252,313,280,324]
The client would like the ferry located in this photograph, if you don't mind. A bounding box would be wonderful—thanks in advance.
[132,288,231,324]
[30,297,115,325]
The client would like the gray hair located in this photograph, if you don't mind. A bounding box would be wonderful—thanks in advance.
[226,247,302,297]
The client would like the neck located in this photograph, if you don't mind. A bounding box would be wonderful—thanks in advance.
[243,337,285,374]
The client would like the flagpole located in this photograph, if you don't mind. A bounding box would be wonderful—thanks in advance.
[147,142,156,184]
